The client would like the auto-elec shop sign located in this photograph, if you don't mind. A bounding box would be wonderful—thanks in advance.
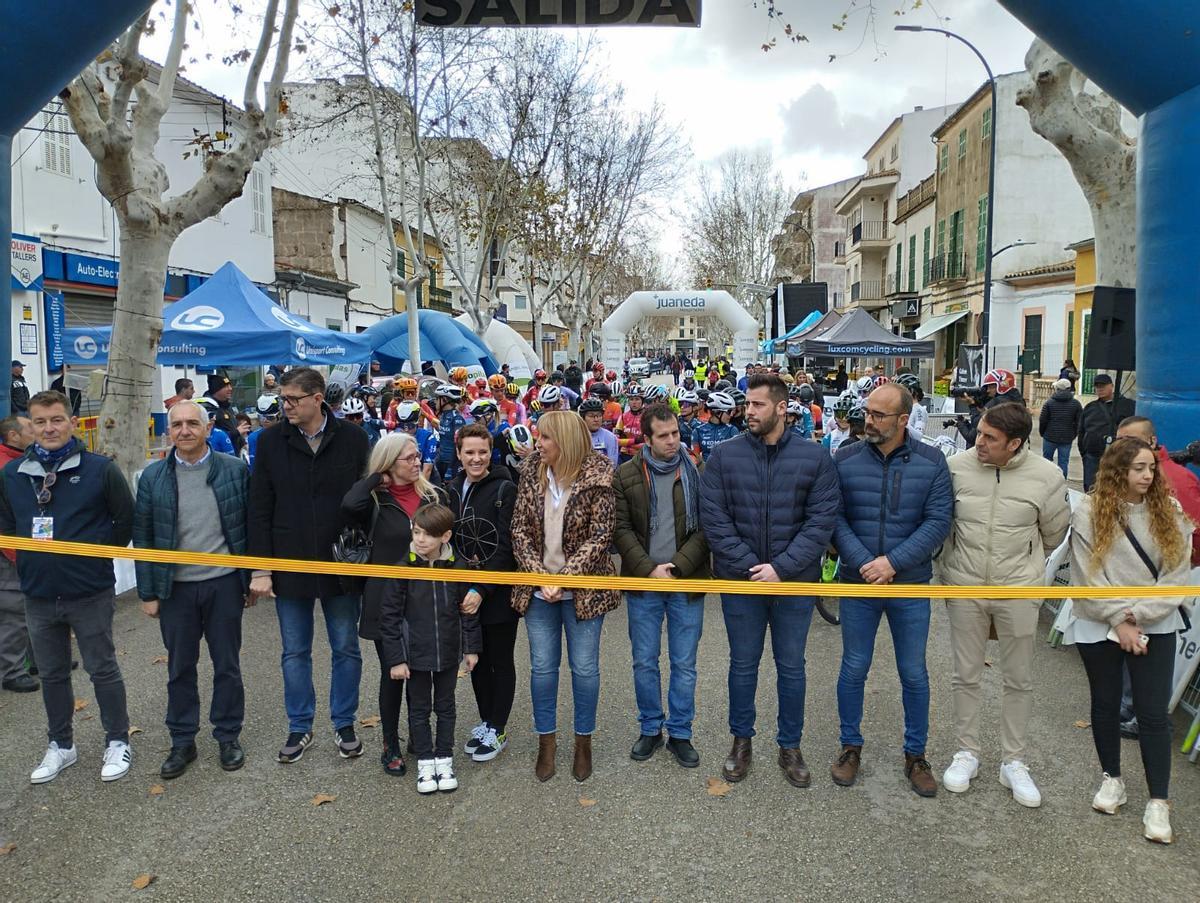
[416,0,701,27]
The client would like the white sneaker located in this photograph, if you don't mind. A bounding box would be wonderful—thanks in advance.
[463,722,488,755]
[1092,773,1127,814]
[31,741,78,784]
[435,756,458,793]
[1143,800,1173,844]
[472,726,508,762]
[100,740,132,782]
[416,759,438,794]
[942,750,979,793]
[999,760,1042,808]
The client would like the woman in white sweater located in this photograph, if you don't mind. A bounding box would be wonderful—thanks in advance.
[1067,437,1193,844]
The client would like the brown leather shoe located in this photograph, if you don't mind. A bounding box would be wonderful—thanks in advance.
[722,736,752,782]
[779,747,811,788]
[572,734,592,782]
[831,745,862,787]
[535,733,556,782]
[905,753,937,798]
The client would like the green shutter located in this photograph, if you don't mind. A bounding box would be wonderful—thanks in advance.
[982,107,992,139]
[396,249,406,277]
[976,195,989,271]
[935,219,945,260]
[908,235,917,291]
[939,144,948,173]
[958,128,967,159]
[895,244,902,291]
[923,226,931,283]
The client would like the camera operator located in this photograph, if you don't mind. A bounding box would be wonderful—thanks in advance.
[946,369,1024,446]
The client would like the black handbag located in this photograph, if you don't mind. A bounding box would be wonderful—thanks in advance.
[332,494,380,565]
[1124,526,1191,632]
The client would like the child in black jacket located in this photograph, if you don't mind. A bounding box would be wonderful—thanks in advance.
[380,504,480,793]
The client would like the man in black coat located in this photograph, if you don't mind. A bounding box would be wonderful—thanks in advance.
[248,367,369,764]
[1037,378,1082,478]
[204,373,243,452]
[1077,373,1135,490]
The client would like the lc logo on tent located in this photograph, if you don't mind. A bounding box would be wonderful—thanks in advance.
[73,335,98,360]
[294,337,308,360]
[272,306,315,332]
[170,305,225,331]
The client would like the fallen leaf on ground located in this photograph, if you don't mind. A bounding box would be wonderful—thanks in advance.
[0,842,15,855]
[579,797,597,808]
[148,784,165,796]
[705,777,732,797]
[129,726,143,736]
[73,698,89,712]
[131,874,156,890]
[152,655,168,665]
[79,714,93,721]
[359,715,380,728]
[311,793,337,807]
[1073,720,1091,729]
[983,660,993,668]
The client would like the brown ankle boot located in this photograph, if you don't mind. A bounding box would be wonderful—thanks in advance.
[905,753,937,798]
[572,733,593,782]
[535,733,556,782]
[831,745,862,787]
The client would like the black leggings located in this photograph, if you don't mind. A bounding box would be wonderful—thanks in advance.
[1076,633,1174,799]
[470,621,519,733]
[374,640,405,746]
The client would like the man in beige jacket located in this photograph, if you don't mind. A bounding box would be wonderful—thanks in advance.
[938,403,1070,807]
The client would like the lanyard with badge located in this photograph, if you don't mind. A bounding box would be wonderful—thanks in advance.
[29,462,62,541]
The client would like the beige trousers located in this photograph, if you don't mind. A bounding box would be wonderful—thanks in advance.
[947,597,1042,763]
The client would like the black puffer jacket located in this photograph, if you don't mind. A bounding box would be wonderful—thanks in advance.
[1038,388,1082,444]
[445,465,517,626]
[379,548,481,672]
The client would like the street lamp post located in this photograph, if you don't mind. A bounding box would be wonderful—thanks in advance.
[896,24,996,369]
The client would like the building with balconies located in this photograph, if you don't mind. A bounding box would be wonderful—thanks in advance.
[771,175,857,312]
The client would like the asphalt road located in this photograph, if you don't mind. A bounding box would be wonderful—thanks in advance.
[0,590,1196,902]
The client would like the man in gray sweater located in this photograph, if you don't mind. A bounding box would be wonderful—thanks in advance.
[133,401,251,779]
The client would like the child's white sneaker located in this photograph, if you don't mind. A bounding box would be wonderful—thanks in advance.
[416,759,438,794]
[435,756,458,793]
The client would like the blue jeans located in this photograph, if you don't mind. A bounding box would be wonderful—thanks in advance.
[1042,438,1071,478]
[275,595,362,734]
[525,595,604,735]
[721,594,814,748]
[837,596,931,755]
[626,591,704,739]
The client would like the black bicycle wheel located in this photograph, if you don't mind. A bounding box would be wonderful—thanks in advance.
[816,597,840,625]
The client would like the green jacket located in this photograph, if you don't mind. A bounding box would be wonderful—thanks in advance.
[133,449,250,601]
[613,455,711,590]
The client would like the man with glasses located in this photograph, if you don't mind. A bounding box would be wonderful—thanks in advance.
[248,367,370,764]
[830,384,953,797]
[0,390,135,784]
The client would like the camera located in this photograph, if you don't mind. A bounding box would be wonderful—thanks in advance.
[1169,440,1200,467]
[950,385,988,403]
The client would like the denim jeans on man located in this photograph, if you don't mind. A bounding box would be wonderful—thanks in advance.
[837,596,931,755]
[721,594,814,747]
[627,591,704,739]
[275,595,362,734]
[1041,439,1072,479]
[159,572,245,745]
[525,595,604,735]
[25,591,129,746]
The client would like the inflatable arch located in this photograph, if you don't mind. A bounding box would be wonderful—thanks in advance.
[601,290,760,374]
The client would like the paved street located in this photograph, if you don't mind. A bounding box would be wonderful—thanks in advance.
[0,590,1196,901]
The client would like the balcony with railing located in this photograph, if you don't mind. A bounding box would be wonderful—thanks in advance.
[850,279,884,305]
[849,220,887,249]
[833,240,847,263]
[895,174,936,222]
[830,290,845,308]
[928,253,969,283]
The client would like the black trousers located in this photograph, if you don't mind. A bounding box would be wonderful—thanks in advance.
[159,573,245,745]
[373,639,405,746]
[1077,633,1174,799]
[470,621,518,733]
[407,667,458,759]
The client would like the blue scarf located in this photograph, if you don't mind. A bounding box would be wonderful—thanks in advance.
[32,437,79,470]
[641,445,699,535]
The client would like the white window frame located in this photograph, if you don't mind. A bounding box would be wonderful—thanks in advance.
[250,167,269,235]
[41,106,72,177]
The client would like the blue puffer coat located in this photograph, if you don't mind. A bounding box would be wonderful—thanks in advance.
[832,435,953,584]
[699,428,841,581]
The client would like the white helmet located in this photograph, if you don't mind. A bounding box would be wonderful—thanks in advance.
[706,391,735,413]
[854,375,875,397]
[670,386,688,400]
[469,397,498,418]
[537,385,561,406]
[393,401,421,425]
[256,394,280,419]
[341,397,366,416]
[435,384,464,402]
[508,424,534,451]
[678,390,699,407]
[786,400,804,417]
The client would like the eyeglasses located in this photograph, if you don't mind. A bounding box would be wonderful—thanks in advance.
[36,471,56,507]
[395,453,422,465]
[279,393,315,408]
[865,409,903,421]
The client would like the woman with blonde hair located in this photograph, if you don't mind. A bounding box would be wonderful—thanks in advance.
[511,410,620,782]
[342,431,445,777]
[1067,436,1192,843]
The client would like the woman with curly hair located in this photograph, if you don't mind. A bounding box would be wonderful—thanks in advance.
[1067,436,1193,844]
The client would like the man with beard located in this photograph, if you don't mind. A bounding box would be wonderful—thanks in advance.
[829,384,953,797]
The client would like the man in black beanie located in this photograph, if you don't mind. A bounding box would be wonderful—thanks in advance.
[204,374,242,452]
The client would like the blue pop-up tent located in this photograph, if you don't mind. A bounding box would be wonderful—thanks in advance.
[364,310,499,375]
[60,261,374,367]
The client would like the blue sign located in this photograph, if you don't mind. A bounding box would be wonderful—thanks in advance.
[64,253,119,287]
[12,233,43,291]
[43,291,65,370]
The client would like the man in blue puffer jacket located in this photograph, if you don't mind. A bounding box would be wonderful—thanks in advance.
[699,373,841,790]
[830,383,952,798]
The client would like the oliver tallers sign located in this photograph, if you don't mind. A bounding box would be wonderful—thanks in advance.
[416,0,701,27]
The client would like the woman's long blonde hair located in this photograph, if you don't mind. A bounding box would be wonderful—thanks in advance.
[537,410,591,492]
[368,431,439,502]
[1089,436,1187,572]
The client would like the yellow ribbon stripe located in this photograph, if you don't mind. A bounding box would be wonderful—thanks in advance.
[2,535,1196,600]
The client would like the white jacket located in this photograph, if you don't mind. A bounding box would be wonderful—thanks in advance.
[938,446,1070,587]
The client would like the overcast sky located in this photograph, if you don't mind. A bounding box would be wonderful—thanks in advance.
[147,0,1038,265]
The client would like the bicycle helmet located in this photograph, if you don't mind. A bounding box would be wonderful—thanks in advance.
[854,375,875,396]
[474,377,488,390]
[786,400,804,418]
[394,401,421,425]
[341,397,366,416]
[449,366,469,382]
[548,370,565,384]
[788,384,802,399]
[730,390,746,407]
[831,394,856,416]
[469,397,498,418]
[488,374,507,391]
[609,380,624,397]
[678,390,699,407]
[798,384,815,404]
[533,369,547,380]
[894,372,921,392]
[605,369,617,381]
[256,394,280,419]
[527,399,543,415]
[435,384,464,402]
[683,369,694,379]
[323,384,346,407]
[982,368,1016,393]
[394,376,418,392]
[872,375,892,388]
[331,526,373,565]
[505,382,521,398]
[706,391,735,413]
[588,382,611,399]
[696,388,711,402]
[670,386,688,400]
[625,383,644,398]
[644,384,668,402]
[508,424,534,451]
[578,398,605,416]
[714,379,732,392]
[538,385,562,406]
[846,401,867,426]
[592,362,604,373]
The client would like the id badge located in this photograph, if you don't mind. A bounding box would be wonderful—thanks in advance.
[31,516,53,541]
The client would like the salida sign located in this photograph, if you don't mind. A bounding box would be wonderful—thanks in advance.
[416,0,701,27]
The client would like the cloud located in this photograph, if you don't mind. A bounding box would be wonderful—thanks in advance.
[779,84,892,158]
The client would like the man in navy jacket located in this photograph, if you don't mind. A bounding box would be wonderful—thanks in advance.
[831,383,952,797]
[700,373,841,789]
